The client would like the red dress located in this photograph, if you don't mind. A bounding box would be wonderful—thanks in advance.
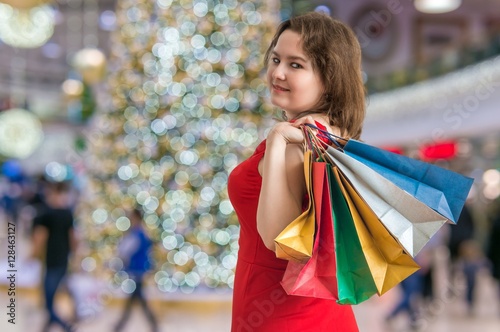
[228,138,359,332]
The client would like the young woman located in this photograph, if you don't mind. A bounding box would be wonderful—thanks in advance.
[228,12,366,331]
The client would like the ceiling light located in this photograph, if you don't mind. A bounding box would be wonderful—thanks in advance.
[414,0,462,14]
[0,108,44,159]
[0,3,55,48]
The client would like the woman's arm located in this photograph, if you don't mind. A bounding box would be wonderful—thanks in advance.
[31,225,48,260]
[257,122,307,251]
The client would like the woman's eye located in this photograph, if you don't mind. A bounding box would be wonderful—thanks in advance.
[272,57,279,64]
[291,63,302,69]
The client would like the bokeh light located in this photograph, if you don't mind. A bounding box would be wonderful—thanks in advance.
[78,0,278,292]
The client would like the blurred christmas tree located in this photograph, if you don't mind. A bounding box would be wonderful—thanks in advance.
[77,0,279,294]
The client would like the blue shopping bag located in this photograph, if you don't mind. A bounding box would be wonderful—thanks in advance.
[343,140,473,223]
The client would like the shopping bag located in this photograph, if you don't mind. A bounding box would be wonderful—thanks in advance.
[328,165,378,305]
[342,139,473,223]
[275,150,315,262]
[281,161,338,299]
[309,124,474,223]
[333,167,421,295]
[326,145,447,257]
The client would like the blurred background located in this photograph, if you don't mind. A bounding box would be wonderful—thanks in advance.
[0,0,500,331]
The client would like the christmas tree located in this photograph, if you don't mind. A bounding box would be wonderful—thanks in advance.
[78,0,279,293]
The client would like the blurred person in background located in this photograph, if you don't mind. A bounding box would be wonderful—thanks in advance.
[26,174,50,215]
[385,271,424,330]
[385,228,446,330]
[459,239,488,315]
[0,160,26,225]
[32,181,77,332]
[487,201,500,315]
[447,202,485,314]
[448,204,475,269]
[114,207,158,332]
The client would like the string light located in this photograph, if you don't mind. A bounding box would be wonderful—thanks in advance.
[78,0,279,292]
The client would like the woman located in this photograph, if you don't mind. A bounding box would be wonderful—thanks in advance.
[228,12,365,331]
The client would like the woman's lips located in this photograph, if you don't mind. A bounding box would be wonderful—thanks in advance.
[272,84,289,92]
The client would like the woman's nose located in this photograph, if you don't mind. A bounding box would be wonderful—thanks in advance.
[272,63,286,80]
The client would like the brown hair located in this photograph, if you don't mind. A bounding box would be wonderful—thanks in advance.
[264,12,366,139]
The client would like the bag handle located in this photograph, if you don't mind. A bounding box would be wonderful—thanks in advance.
[302,125,321,158]
[304,123,347,151]
[302,126,335,164]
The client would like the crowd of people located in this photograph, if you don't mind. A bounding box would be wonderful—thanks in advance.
[0,162,158,332]
[384,202,498,330]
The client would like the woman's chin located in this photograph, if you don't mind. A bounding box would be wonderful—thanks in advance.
[271,100,289,111]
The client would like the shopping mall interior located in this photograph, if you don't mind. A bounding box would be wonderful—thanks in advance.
[1,0,500,331]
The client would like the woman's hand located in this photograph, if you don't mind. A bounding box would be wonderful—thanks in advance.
[267,115,317,145]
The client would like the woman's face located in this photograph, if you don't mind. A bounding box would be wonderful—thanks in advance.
[266,29,324,119]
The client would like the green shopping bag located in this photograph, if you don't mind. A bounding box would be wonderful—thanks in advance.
[328,165,378,305]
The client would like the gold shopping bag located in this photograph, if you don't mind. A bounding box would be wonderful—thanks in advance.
[333,167,421,295]
[274,150,315,262]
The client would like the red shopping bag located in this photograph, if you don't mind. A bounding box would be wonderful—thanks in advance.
[281,160,338,299]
